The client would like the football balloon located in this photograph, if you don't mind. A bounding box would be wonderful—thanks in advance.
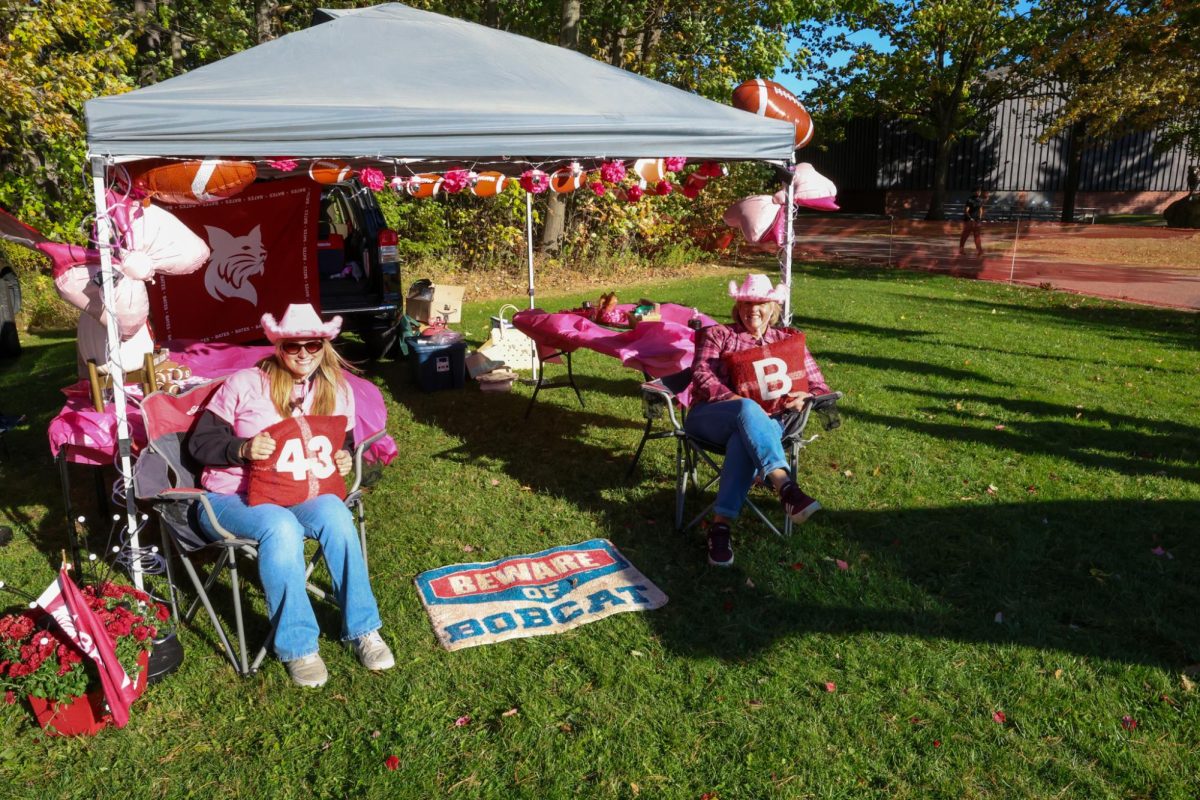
[307,159,356,185]
[471,171,509,198]
[730,79,814,149]
[131,160,258,204]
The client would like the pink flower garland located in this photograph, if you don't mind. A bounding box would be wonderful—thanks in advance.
[654,180,673,196]
[626,185,644,203]
[359,167,386,191]
[599,160,627,183]
[589,181,606,197]
[267,159,298,172]
[519,170,549,194]
[442,169,472,194]
[664,157,687,173]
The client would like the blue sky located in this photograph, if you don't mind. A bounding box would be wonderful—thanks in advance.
[773,30,889,101]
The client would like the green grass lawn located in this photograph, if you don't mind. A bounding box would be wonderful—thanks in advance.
[1,260,1197,799]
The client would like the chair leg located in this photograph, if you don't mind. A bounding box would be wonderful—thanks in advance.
[228,560,251,676]
[627,420,654,480]
[178,553,243,674]
[674,437,688,531]
[566,352,584,408]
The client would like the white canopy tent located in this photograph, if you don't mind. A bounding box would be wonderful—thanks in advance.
[82,2,801,574]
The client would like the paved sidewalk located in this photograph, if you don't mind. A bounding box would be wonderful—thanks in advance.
[788,218,1200,311]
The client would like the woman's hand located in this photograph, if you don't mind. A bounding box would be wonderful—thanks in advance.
[241,431,276,461]
[783,391,813,411]
[335,449,353,477]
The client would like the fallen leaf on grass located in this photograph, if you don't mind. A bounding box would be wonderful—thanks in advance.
[842,469,854,478]
[1121,715,1138,731]
[835,559,849,571]
[520,485,533,492]
[824,682,837,693]
[1054,669,1064,680]
[558,722,574,733]
[745,578,755,589]
[993,424,1006,431]
[384,755,400,771]
[1181,674,1196,693]
[747,699,764,709]
[502,708,519,718]
[489,479,500,487]
[630,649,645,658]
[932,740,941,748]
[462,545,475,553]
[986,484,998,496]
[992,711,1007,724]
[1026,485,1038,494]
[791,562,806,571]
[454,715,472,727]
[630,784,639,796]
[701,793,719,800]
[371,730,382,739]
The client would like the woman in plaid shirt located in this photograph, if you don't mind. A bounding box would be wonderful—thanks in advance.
[687,274,830,567]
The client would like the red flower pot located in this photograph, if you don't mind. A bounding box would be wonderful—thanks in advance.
[27,649,150,737]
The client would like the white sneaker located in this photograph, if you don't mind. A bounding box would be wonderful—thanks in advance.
[285,653,328,688]
[352,631,395,671]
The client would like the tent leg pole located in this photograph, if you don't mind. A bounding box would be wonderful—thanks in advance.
[90,155,143,591]
[782,158,796,325]
[526,192,538,381]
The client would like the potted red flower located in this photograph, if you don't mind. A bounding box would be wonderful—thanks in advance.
[0,581,167,736]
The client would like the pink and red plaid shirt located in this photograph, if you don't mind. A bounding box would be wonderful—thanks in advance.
[691,323,830,406]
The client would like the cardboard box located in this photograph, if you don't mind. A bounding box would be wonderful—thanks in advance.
[406,284,465,324]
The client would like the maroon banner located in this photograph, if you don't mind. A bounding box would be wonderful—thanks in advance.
[147,178,319,343]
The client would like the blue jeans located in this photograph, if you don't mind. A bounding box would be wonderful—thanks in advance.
[684,398,789,519]
[198,492,382,662]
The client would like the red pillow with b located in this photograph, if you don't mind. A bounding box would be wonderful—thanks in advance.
[721,330,809,415]
[247,415,348,506]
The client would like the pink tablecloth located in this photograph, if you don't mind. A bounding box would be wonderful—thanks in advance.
[512,302,717,405]
[48,341,398,466]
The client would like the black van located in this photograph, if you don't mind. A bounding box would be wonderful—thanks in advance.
[316,180,402,357]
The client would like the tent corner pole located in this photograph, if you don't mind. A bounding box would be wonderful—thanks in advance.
[525,192,538,380]
[782,157,796,325]
[89,155,144,591]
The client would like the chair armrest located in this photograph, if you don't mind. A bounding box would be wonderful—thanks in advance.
[348,429,386,495]
[806,391,843,431]
[639,380,684,430]
[159,488,247,544]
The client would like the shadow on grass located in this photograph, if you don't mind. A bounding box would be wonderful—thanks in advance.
[398,372,1198,671]
[650,498,1198,670]
[853,394,1200,483]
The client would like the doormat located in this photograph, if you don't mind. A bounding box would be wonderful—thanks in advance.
[414,539,668,651]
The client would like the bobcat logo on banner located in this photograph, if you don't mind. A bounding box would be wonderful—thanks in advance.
[148,178,319,343]
[203,225,266,305]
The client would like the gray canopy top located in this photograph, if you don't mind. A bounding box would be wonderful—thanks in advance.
[85,2,796,171]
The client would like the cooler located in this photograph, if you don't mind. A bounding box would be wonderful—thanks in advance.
[410,339,466,392]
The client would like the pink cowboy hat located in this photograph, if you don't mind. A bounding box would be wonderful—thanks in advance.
[728,273,789,304]
[260,303,342,343]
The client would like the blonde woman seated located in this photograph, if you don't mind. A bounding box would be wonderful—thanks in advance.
[188,303,393,687]
[687,274,832,567]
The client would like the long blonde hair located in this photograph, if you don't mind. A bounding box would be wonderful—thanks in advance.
[258,340,353,419]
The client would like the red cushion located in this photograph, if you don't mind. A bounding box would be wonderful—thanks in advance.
[246,415,348,507]
[720,329,809,415]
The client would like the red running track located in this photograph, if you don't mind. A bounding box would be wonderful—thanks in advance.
[785,218,1200,311]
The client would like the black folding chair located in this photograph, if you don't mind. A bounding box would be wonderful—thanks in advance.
[132,382,383,676]
[630,368,842,536]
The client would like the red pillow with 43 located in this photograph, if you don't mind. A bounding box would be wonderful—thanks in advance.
[247,415,348,506]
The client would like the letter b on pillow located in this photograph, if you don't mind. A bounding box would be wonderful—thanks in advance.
[248,415,348,506]
[721,330,809,414]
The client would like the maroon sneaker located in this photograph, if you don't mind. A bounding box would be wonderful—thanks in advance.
[706,522,734,567]
[780,481,822,524]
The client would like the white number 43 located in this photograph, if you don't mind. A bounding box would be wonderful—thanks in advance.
[275,436,335,480]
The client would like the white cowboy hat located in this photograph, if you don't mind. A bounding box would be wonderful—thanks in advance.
[260,303,342,343]
[728,273,789,304]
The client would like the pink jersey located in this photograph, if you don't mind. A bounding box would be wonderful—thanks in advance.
[201,367,355,496]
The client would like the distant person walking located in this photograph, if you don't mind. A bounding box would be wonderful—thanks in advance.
[959,188,988,256]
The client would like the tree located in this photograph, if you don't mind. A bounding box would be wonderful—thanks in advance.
[792,0,1034,219]
[1031,0,1200,159]
[0,0,135,238]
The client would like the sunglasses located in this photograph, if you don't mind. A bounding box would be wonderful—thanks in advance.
[280,340,324,355]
